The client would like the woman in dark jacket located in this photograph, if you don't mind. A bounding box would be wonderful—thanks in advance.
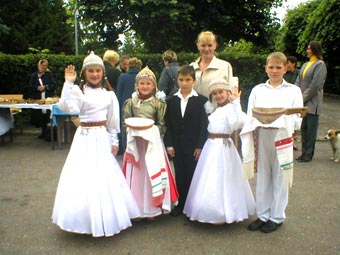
[29,59,56,139]
[158,50,180,97]
[115,57,143,153]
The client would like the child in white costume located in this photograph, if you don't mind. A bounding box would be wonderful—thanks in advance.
[183,78,255,224]
[122,66,179,219]
[52,52,140,237]
[242,52,303,233]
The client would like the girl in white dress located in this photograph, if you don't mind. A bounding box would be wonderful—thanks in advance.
[52,52,141,237]
[183,78,255,224]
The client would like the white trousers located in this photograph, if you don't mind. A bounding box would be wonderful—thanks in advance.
[256,128,288,224]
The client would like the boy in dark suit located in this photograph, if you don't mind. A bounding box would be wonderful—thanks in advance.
[164,65,208,216]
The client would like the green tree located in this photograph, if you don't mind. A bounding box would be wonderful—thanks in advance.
[276,0,318,59]
[0,0,74,54]
[298,0,340,67]
[277,0,340,93]
[277,0,340,65]
[119,30,148,55]
[78,0,283,53]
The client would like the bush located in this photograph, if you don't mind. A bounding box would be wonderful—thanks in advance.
[1,52,338,105]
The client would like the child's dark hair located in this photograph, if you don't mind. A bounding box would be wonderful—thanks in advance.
[177,65,195,80]
[287,56,297,64]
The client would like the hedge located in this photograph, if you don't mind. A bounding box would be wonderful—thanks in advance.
[0,52,338,107]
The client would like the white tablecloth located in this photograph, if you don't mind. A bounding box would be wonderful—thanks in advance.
[0,103,78,149]
[0,103,54,110]
[0,103,54,136]
[0,108,13,136]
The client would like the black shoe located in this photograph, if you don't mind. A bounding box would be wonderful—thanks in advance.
[247,218,266,231]
[260,220,282,233]
[296,155,304,160]
[170,207,182,217]
[297,156,312,162]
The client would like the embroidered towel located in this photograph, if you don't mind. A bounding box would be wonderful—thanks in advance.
[240,115,295,188]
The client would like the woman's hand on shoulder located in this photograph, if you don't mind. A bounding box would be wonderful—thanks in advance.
[65,65,77,83]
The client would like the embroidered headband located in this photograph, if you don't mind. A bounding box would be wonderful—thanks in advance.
[135,66,157,86]
[208,78,232,93]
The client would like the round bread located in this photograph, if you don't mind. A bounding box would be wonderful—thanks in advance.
[45,97,54,104]
[125,117,154,130]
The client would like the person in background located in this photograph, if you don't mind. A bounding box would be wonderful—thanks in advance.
[284,56,299,84]
[29,59,56,139]
[52,51,140,237]
[191,31,233,98]
[164,65,208,216]
[241,52,303,233]
[117,54,130,74]
[158,49,180,97]
[295,41,327,163]
[116,57,143,153]
[284,55,300,151]
[103,50,121,90]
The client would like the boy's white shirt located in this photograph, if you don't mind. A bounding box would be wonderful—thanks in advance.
[167,89,198,151]
[247,79,303,130]
[174,89,198,117]
[241,79,304,187]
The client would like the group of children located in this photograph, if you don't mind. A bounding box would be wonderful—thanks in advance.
[51,51,303,237]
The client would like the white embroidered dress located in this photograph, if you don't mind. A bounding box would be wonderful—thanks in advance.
[52,81,140,237]
[183,99,255,224]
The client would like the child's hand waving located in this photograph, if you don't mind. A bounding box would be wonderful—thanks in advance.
[228,86,241,102]
[65,65,77,83]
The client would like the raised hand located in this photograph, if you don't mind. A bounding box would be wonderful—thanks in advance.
[228,86,242,101]
[65,65,77,83]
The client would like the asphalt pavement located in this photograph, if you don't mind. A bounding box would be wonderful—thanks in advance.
[0,94,339,255]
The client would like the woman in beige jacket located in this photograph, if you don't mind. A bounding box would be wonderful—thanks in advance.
[191,31,233,98]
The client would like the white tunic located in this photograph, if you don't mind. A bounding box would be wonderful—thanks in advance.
[52,81,140,237]
[243,80,303,224]
[183,100,255,224]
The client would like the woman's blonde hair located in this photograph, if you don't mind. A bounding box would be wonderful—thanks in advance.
[196,31,217,46]
[103,50,120,65]
[162,50,177,63]
[128,57,143,69]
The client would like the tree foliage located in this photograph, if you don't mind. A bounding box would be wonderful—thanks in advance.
[77,0,282,53]
[277,0,340,66]
[0,0,74,54]
[298,0,340,67]
[275,1,318,59]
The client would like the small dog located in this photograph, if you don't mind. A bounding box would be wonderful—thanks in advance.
[324,129,340,162]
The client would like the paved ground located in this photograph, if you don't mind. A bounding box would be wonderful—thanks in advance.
[0,95,339,255]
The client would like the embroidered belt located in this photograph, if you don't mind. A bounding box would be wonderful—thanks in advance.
[80,120,107,127]
[208,133,230,139]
